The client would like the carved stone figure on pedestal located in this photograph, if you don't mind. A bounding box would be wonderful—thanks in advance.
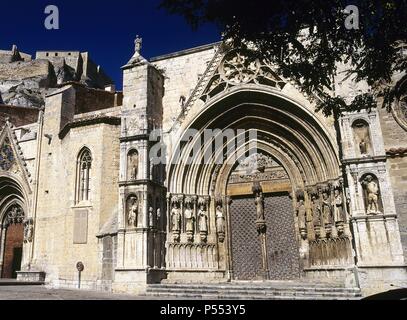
[171,199,181,242]
[253,183,266,235]
[215,204,226,243]
[322,191,333,237]
[311,194,322,239]
[128,197,138,228]
[362,175,381,214]
[127,150,139,181]
[296,197,307,240]
[198,203,208,243]
[333,189,345,235]
[184,201,195,242]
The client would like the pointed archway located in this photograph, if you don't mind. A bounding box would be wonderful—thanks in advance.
[0,121,33,278]
[165,87,342,282]
[0,178,27,278]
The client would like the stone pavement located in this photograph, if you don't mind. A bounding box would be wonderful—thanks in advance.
[0,285,167,300]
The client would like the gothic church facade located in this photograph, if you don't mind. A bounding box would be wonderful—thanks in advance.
[1,40,407,297]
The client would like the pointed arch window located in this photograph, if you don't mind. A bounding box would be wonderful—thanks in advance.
[76,148,92,203]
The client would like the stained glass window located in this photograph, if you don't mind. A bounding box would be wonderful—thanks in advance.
[0,137,15,171]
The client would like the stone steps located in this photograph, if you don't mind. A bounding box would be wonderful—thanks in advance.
[0,279,45,286]
[145,283,362,300]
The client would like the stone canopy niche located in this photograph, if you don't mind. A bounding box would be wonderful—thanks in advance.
[127,149,139,181]
[361,174,383,215]
[126,195,140,228]
[352,119,372,157]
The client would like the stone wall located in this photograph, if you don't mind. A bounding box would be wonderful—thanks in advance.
[152,45,217,131]
[32,86,120,289]
[73,84,121,115]
[0,105,39,127]
[378,105,407,262]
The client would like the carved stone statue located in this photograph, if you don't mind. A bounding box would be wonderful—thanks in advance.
[297,198,307,239]
[128,197,138,228]
[135,35,142,54]
[255,192,265,221]
[353,119,372,156]
[171,201,181,242]
[321,191,333,226]
[184,202,195,242]
[156,208,161,230]
[149,207,155,229]
[363,175,380,214]
[311,194,321,227]
[198,204,208,242]
[359,139,368,155]
[128,150,139,181]
[215,205,226,243]
[333,189,345,222]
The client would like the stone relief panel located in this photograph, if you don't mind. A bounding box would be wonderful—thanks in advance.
[228,153,289,185]
[167,243,218,269]
[309,237,353,267]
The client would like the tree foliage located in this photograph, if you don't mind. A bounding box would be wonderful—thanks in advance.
[159,0,407,118]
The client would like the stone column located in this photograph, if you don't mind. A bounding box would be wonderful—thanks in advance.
[225,196,233,281]
[0,226,5,276]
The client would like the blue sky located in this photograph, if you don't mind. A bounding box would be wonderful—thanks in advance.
[2,0,220,89]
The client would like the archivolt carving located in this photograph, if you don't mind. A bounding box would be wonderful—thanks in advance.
[4,205,24,227]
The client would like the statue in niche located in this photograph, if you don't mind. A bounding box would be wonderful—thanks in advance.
[296,197,307,240]
[156,208,161,230]
[198,201,208,242]
[353,120,372,156]
[184,201,195,242]
[359,139,368,155]
[128,150,139,181]
[149,207,155,229]
[128,197,138,228]
[215,204,226,243]
[321,191,333,226]
[171,199,181,241]
[362,175,381,214]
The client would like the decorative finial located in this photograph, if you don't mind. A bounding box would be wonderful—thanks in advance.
[135,35,142,54]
